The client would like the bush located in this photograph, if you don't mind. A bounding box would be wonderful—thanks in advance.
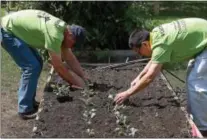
[19,1,152,50]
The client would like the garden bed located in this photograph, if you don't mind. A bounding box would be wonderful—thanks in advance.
[33,63,191,138]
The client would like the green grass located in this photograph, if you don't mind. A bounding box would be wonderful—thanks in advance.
[1,49,21,93]
[1,8,21,93]
[1,8,5,17]
[1,46,48,94]
[0,8,19,93]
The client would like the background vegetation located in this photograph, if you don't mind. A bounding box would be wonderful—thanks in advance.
[2,1,207,69]
[2,1,207,51]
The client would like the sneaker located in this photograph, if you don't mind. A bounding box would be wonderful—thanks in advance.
[18,109,38,120]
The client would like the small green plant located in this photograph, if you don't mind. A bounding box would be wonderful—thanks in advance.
[86,128,95,137]
[81,83,98,137]
[129,127,138,137]
[53,84,70,96]
[108,91,138,137]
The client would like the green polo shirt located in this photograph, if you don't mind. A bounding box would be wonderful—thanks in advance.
[1,9,67,54]
[151,18,207,64]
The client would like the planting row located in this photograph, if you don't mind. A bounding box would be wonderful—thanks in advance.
[33,66,191,138]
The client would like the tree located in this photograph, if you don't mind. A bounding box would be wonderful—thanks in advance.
[22,1,152,50]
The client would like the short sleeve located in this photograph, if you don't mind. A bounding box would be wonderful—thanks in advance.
[151,28,172,64]
[44,19,66,54]
[151,46,172,64]
[45,33,63,54]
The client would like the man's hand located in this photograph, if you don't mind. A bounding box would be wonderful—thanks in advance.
[48,51,84,88]
[115,62,163,105]
[114,91,130,105]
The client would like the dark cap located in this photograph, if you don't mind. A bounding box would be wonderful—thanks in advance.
[69,24,86,48]
[128,29,149,48]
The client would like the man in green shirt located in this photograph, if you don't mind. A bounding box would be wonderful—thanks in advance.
[114,18,207,135]
[1,10,87,119]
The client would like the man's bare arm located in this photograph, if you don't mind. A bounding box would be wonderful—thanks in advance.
[61,47,85,79]
[138,60,152,79]
[49,51,84,88]
[128,63,163,96]
[131,60,152,87]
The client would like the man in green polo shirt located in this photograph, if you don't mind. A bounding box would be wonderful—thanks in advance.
[114,18,207,135]
[1,9,87,119]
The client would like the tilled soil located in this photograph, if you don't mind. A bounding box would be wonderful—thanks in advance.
[33,65,191,138]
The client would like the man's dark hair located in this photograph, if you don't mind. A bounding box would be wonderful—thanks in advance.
[128,28,150,48]
[69,24,86,48]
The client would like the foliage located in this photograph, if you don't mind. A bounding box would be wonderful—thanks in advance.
[18,1,152,50]
[160,1,207,18]
[124,2,153,31]
[3,1,207,66]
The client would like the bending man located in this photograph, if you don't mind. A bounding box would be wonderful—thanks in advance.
[1,9,87,119]
[114,18,207,135]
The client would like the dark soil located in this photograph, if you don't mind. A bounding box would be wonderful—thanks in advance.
[33,64,191,138]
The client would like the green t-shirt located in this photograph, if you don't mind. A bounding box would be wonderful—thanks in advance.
[1,9,67,54]
[151,18,207,64]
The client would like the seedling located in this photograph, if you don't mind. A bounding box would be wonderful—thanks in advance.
[88,90,97,97]
[129,127,138,137]
[81,89,96,97]
[86,128,95,137]
[83,109,96,118]
[115,114,127,126]
[79,98,93,106]
[33,127,37,133]
[113,104,126,111]
[114,127,121,132]
[118,130,125,136]
[53,84,70,97]
[87,120,92,125]
[108,94,114,99]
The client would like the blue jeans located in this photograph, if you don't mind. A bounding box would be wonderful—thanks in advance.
[1,28,43,113]
[187,49,207,131]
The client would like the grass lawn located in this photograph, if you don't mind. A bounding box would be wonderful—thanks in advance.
[1,49,21,93]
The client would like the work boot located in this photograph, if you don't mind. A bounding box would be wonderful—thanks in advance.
[18,109,38,120]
